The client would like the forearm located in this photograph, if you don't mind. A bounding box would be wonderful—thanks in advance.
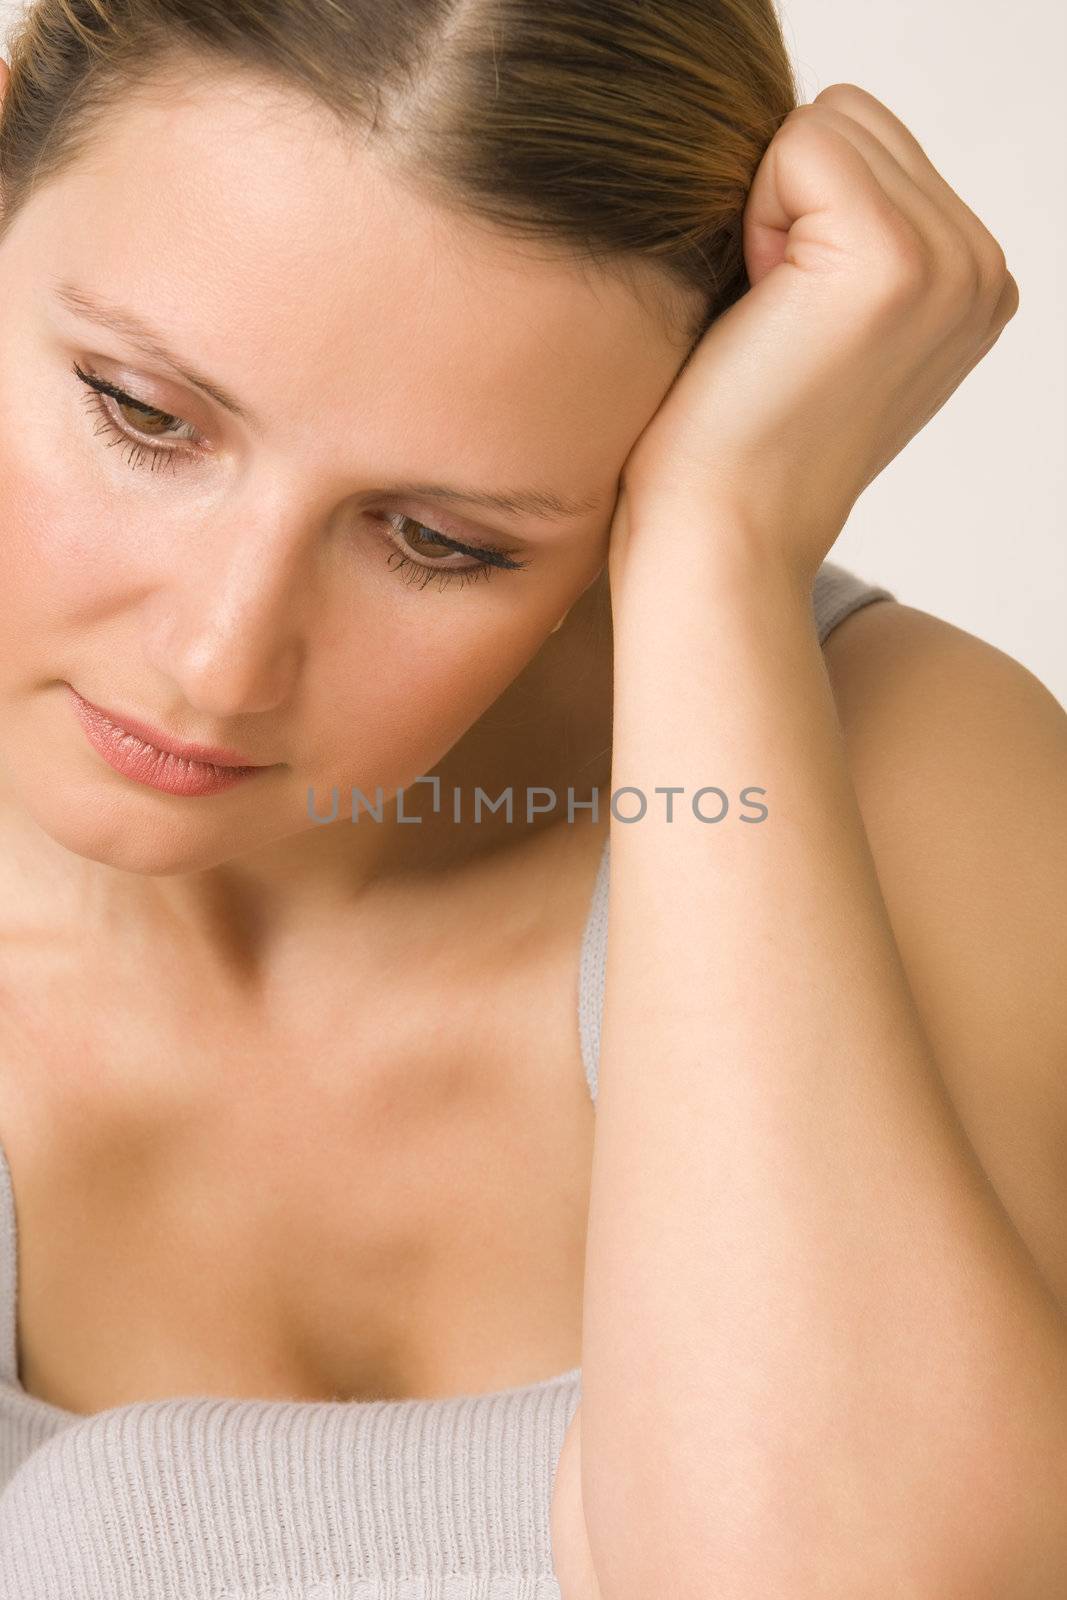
[578,521,1067,1598]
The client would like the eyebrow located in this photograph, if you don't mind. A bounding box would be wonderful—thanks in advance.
[52,278,257,428]
[50,277,605,524]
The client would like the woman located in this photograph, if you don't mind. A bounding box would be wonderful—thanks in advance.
[0,2,1063,1597]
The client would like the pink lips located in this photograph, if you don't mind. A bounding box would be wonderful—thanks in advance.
[66,684,276,797]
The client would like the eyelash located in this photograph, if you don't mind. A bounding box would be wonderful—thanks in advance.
[71,361,530,591]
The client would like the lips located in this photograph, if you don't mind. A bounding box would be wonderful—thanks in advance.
[66,684,265,768]
[65,683,279,798]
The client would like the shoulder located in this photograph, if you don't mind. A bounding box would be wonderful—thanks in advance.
[819,595,1066,825]
[820,597,1067,1316]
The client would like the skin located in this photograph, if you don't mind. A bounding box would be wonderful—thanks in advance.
[0,49,704,1425]
[0,53,702,934]
[559,86,1062,1598]
[3,49,1058,1595]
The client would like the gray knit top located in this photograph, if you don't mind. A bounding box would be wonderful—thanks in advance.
[0,561,895,1599]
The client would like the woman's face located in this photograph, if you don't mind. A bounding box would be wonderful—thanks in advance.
[0,62,698,879]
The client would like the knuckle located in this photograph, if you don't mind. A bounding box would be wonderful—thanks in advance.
[778,101,821,136]
[815,81,868,110]
[768,104,828,161]
[938,238,983,304]
[1003,269,1021,319]
[982,236,1008,282]
[976,234,1009,299]
[871,212,933,301]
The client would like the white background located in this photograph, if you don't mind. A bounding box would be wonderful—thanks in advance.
[780,0,1065,703]
[2,0,1064,701]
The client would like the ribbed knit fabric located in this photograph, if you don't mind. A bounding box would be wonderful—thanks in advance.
[0,559,895,1597]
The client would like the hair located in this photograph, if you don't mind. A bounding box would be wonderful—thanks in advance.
[0,0,799,348]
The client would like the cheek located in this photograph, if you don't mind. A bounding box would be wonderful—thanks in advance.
[0,428,146,689]
[305,604,552,799]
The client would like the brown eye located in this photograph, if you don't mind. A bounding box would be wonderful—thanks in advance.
[376,514,530,592]
[73,360,202,472]
[113,396,184,439]
[395,517,466,563]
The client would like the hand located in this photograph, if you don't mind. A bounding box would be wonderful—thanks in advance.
[610,83,1019,592]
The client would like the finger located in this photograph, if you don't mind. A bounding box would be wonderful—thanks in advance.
[744,103,991,326]
[803,104,977,277]
[872,272,1020,474]
[741,110,935,284]
[814,85,985,229]
[791,104,1005,331]
[814,85,1008,290]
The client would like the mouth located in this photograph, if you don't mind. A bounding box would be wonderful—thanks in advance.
[64,683,279,798]
[65,684,269,766]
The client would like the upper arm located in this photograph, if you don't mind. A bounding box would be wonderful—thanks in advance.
[821,598,1067,1322]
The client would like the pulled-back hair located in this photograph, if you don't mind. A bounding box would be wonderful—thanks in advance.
[0,0,799,344]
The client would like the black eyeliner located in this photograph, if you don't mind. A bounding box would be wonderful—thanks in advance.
[72,361,161,415]
[427,532,529,571]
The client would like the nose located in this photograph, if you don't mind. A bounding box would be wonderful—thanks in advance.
[142,508,316,720]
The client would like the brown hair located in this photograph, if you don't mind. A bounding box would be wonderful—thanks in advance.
[0,0,799,345]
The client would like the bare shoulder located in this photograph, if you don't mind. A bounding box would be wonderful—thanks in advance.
[820,591,1062,713]
[820,595,1067,1318]
[819,595,1067,848]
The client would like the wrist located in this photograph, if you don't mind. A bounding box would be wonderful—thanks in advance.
[609,495,817,616]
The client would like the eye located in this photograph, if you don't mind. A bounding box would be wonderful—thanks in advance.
[72,360,532,591]
[379,514,529,591]
[73,361,202,476]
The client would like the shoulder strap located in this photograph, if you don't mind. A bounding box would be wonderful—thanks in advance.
[0,1143,18,1386]
[575,560,896,1107]
[812,559,896,641]
[578,835,611,1104]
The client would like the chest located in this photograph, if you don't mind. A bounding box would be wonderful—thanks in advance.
[0,910,597,1416]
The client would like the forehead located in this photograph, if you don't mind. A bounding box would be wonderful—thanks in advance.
[15,67,691,494]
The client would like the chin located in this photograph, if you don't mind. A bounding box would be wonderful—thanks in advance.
[1,753,277,880]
